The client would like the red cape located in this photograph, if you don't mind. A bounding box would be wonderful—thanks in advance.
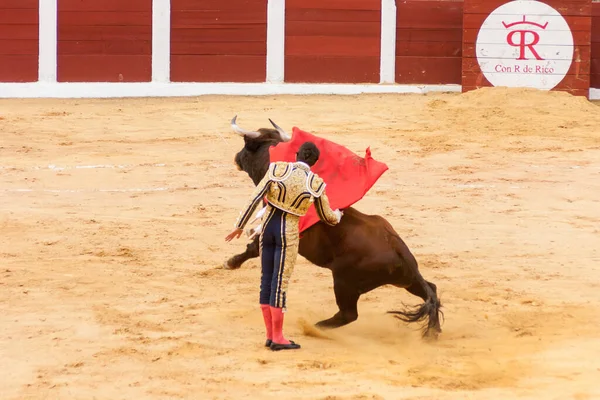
[268,127,389,233]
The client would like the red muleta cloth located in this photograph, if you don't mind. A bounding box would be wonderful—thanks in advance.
[268,127,389,233]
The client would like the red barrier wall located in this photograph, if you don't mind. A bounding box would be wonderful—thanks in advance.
[170,0,267,82]
[285,0,381,83]
[592,3,600,88]
[0,0,38,82]
[0,0,599,91]
[396,0,463,84]
[57,0,152,82]
[462,0,591,97]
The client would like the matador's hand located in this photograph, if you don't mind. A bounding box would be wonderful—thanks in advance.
[225,228,243,242]
[334,209,343,223]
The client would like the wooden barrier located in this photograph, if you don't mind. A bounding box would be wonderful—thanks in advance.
[0,0,599,98]
[0,0,38,82]
[592,2,600,88]
[170,0,267,82]
[396,0,463,84]
[284,0,381,83]
[462,0,592,96]
[57,0,152,82]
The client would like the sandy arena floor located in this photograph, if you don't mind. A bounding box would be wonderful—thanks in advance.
[1,87,600,400]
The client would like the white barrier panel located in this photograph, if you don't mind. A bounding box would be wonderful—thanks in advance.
[0,82,462,98]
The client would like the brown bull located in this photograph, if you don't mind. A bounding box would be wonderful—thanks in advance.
[225,116,443,338]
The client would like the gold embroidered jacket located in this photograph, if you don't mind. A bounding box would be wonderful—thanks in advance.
[234,161,339,230]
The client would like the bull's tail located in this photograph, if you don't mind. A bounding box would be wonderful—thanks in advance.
[387,235,444,339]
[388,279,443,339]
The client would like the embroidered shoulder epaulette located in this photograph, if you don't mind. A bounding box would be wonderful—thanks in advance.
[306,172,326,197]
[267,162,293,182]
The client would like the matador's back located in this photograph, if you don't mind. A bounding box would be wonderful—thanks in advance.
[234,161,340,230]
[265,161,329,217]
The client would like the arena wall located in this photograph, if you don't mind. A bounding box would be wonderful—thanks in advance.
[463,0,592,97]
[395,0,463,85]
[170,0,268,82]
[284,0,382,83]
[57,0,152,82]
[592,2,600,88]
[0,0,598,99]
[0,0,39,82]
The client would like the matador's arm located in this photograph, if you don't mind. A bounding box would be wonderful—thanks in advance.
[234,168,272,230]
[314,189,341,226]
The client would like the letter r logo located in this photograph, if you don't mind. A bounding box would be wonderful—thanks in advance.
[506,30,543,60]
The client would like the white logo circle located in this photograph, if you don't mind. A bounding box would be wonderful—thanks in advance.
[475,0,574,90]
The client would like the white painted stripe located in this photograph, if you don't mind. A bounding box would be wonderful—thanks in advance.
[0,163,234,171]
[379,0,397,84]
[72,164,138,169]
[0,82,462,98]
[0,209,204,223]
[0,164,146,170]
[0,183,531,193]
[2,163,595,173]
[152,0,171,83]
[1,188,173,193]
[266,0,286,83]
[38,0,58,83]
[0,82,594,99]
[3,182,581,193]
[53,163,165,170]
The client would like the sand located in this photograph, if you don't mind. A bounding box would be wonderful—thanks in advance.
[1,87,600,400]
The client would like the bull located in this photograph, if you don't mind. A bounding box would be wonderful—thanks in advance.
[224,116,443,339]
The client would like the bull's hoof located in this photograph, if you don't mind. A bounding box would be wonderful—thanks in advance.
[315,321,331,329]
[315,319,341,330]
[222,259,240,270]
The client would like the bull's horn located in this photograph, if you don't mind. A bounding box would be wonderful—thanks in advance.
[268,118,291,142]
[230,115,260,138]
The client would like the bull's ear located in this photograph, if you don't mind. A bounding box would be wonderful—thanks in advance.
[268,118,291,142]
[231,115,260,138]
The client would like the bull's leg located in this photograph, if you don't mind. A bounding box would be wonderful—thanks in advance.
[315,276,360,329]
[223,236,260,270]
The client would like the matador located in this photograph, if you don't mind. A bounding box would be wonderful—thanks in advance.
[225,141,342,351]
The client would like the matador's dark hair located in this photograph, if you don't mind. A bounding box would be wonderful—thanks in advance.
[296,141,320,166]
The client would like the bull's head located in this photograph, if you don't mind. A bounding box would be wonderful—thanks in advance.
[231,115,291,185]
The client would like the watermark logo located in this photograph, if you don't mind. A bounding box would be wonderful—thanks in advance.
[476,0,574,90]
[504,16,547,60]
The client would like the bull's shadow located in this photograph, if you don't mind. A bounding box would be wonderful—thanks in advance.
[225,116,443,339]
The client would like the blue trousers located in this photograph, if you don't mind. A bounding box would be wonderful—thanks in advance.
[259,205,300,310]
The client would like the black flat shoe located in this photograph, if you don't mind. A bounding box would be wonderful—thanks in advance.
[265,339,272,347]
[270,340,301,351]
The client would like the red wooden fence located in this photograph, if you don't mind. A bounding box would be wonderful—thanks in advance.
[0,0,599,90]
[285,0,381,83]
[592,2,600,87]
[396,0,463,84]
[462,0,591,96]
[57,0,152,82]
[170,0,267,82]
[0,0,38,82]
